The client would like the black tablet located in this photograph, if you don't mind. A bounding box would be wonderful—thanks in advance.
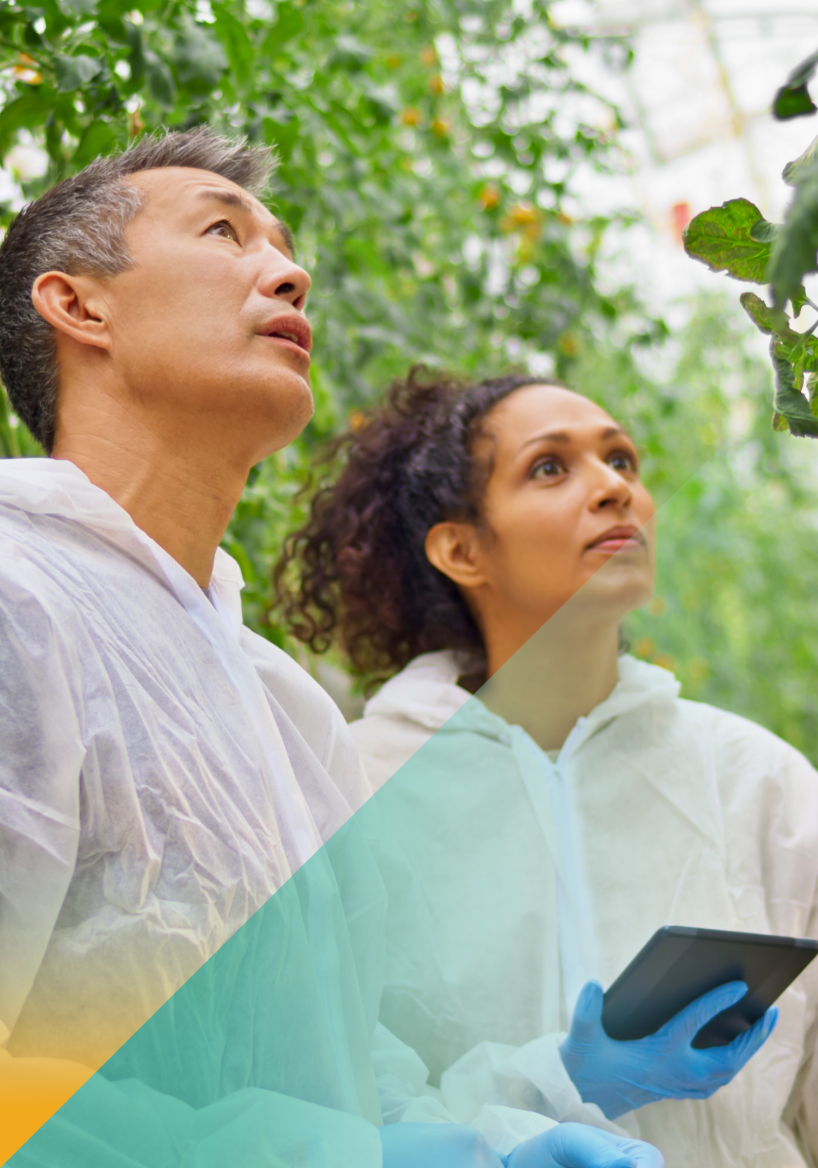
[601,926,818,1049]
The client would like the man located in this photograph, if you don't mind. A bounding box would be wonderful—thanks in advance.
[0,130,665,1167]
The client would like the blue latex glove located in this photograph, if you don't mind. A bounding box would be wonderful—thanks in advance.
[559,980,778,1120]
[502,1123,664,1168]
[380,1122,663,1168]
[380,1123,504,1168]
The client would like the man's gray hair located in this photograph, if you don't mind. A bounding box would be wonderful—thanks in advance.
[0,127,277,452]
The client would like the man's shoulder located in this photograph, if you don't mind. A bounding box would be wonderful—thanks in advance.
[0,505,74,615]
[240,630,351,743]
[241,630,370,807]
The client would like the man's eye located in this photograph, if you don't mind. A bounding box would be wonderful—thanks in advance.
[608,451,636,472]
[206,220,238,242]
[531,457,565,479]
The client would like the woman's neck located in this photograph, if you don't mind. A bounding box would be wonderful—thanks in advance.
[478,606,621,752]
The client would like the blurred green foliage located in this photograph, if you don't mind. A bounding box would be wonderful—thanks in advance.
[616,295,818,764]
[1,0,818,759]
[0,0,657,625]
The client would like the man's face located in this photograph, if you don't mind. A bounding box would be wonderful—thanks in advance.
[100,166,313,459]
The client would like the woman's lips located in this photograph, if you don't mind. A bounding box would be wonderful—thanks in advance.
[587,527,643,554]
[590,536,641,553]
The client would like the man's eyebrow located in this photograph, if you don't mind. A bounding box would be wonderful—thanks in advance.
[194,188,296,255]
[518,425,627,451]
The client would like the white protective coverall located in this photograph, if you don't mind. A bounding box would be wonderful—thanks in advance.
[0,459,559,1166]
[351,649,818,1168]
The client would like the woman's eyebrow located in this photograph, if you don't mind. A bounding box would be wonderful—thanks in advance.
[519,424,627,452]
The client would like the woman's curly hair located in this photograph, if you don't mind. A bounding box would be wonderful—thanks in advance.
[274,366,561,685]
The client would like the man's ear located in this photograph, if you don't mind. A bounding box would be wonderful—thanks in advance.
[31,271,111,352]
[425,520,489,590]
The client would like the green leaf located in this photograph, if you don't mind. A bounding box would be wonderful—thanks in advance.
[61,0,97,14]
[262,113,298,162]
[262,1,304,50]
[682,198,777,284]
[172,25,228,95]
[54,52,103,91]
[71,117,117,167]
[749,219,779,243]
[783,134,818,186]
[144,49,175,108]
[0,85,55,159]
[328,35,373,70]
[769,338,818,437]
[124,19,146,82]
[773,83,816,121]
[773,48,818,121]
[212,4,253,90]
[739,291,798,342]
[791,284,810,317]
[769,164,818,306]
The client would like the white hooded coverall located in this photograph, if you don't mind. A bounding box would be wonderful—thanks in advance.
[0,459,562,1166]
[351,649,818,1168]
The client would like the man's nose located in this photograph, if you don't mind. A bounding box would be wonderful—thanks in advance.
[260,248,311,312]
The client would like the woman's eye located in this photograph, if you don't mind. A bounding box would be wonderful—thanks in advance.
[531,456,565,479]
[608,451,636,472]
[206,220,238,242]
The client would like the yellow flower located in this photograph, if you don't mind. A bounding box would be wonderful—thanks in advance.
[478,183,500,210]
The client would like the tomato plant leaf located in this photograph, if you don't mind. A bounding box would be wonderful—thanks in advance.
[211,4,253,91]
[171,25,228,95]
[769,161,818,306]
[773,49,818,121]
[71,118,118,167]
[739,291,799,342]
[683,198,777,284]
[0,85,55,159]
[54,52,104,92]
[770,339,818,437]
[783,134,818,185]
[144,49,175,108]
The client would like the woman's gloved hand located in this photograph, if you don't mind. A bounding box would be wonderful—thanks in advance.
[502,1123,664,1168]
[379,1122,664,1168]
[559,980,778,1120]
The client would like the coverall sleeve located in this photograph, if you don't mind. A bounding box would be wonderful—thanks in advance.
[785,894,818,1162]
[10,1073,384,1168]
[0,577,84,1043]
[371,1021,564,1149]
[436,1033,633,1138]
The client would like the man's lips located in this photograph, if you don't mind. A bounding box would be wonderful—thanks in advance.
[586,525,643,553]
[258,313,312,360]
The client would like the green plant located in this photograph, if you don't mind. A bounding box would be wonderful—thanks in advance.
[0,0,663,638]
[683,49,818,438]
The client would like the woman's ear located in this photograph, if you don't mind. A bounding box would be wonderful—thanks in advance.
[425,521,488,590]
[31,271,112,352]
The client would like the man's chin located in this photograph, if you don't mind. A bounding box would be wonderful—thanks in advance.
[251,380,315,457]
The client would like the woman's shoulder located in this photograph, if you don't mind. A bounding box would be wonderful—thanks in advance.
[351,651,507,791]
[674,694,817,782]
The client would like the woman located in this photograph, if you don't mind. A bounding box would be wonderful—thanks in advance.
[277,368,818,1166]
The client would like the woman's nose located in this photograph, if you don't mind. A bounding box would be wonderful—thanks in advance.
[590,461,633,510]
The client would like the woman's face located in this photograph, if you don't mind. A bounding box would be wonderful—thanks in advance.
[430,383,656,645]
